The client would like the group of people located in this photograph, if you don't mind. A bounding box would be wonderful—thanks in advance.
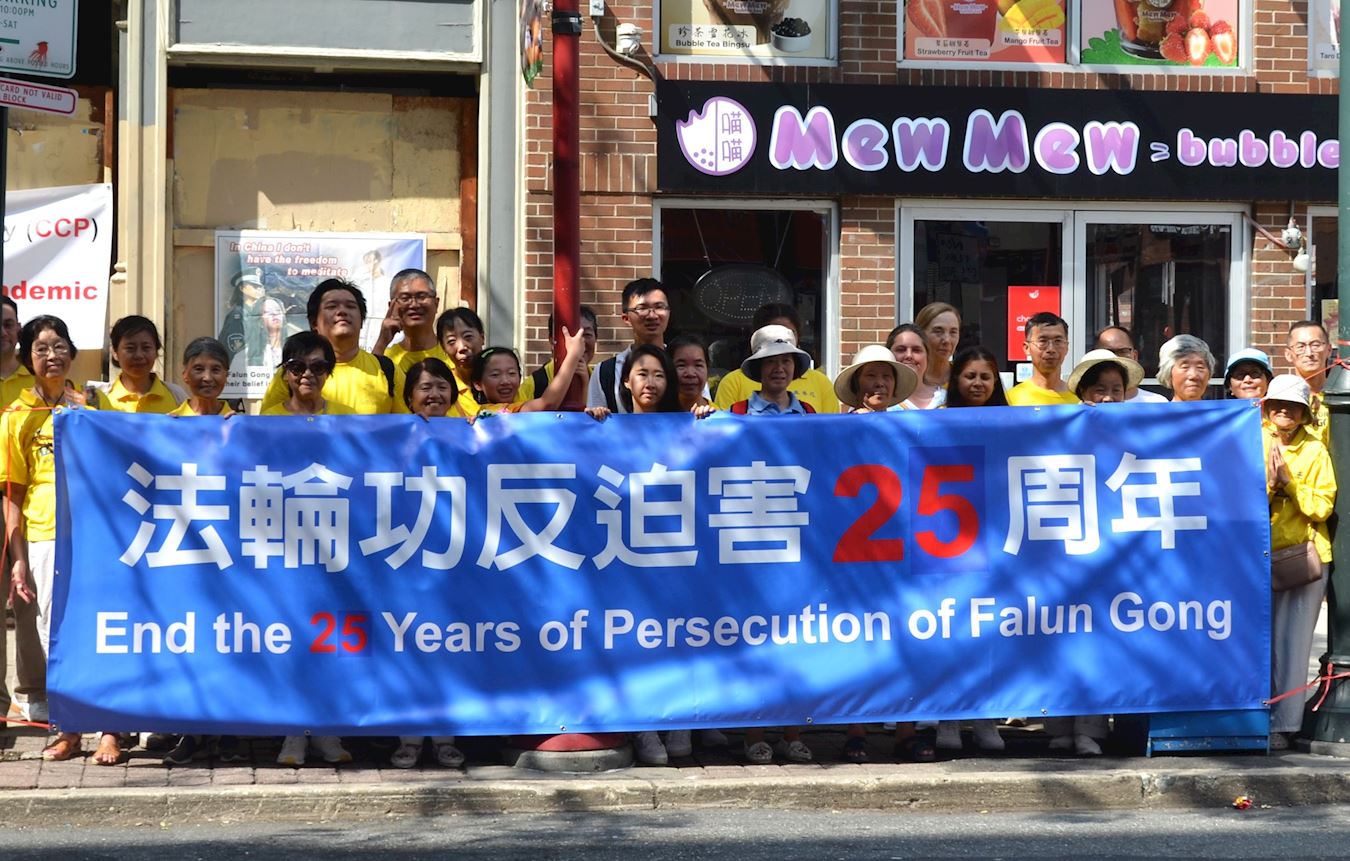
[0,270,1330,768]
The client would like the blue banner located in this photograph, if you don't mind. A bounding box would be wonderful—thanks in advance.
[51,403,1270,734]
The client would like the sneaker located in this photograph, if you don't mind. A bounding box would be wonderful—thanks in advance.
[216,736,249,763]
[634,731,668,766]
[390,742,421,769]
[664,730,693,758]
[1048,734,1074,751]
[972,722,1006,752]
[276,735,308,766]
[311,735,352,764]
[743,740,773,764]
[1269,732,1290,751]
[434,743,466,768]
[1074,734,1102,756]
[935,722,964,751]
[699,729,729,748]
[163,735,201,766]
[774,738,813,763]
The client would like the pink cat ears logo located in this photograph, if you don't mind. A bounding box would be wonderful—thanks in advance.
[677,97,756,176]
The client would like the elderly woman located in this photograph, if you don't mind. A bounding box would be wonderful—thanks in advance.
[1069,349,1145,405]
[915,302,961,388]
[1157,334,1215,402]
[170,337,235,417]
[1263,374,1335,750]
[833,344,918,413]
[1224,348,1273,400]
[261,332,354,417]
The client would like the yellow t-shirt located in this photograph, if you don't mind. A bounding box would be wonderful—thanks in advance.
[1264,423,1336,563]
[713,368,840,413]
[95,374,185,414]
[0,390,86,541]
[260,401,358,416]
[260,349,409,415]
[0,365,34,410]
[167,400,236,417]
[385,342,452,375]
[1306,393,1330,448]
[1006,381,1081,406]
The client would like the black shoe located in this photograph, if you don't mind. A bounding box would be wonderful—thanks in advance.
[163,735,200,766]
[216,735,249,763]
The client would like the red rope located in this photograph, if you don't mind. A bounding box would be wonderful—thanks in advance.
[1264,668,1350,711]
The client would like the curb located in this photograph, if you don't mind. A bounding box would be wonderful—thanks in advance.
[4,764,1350,825]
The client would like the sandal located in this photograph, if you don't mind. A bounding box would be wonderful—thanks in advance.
[92,732,125,766]
[895,735,937,763]
[41,734,83,762]
[842,735,868,764]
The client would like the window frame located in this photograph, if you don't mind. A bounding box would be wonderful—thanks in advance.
[652,0,841,67]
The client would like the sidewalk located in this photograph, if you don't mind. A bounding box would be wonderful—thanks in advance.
[1,606,1343,826]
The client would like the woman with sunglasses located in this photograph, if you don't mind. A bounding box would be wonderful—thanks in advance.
[261,333,355,416]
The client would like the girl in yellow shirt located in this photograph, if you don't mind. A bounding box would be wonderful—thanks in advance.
[470,327,586,418]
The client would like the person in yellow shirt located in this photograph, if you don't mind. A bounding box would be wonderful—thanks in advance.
[471,326,587,417]
[0,296,33,409]
[713,303,838,412]
[1006,312,1080,406]
[436,307,488,418]
[373,268,451,374]
[259,279,407,415]
[519,306,598,402]
[0,316,121,766]
[93,316,187,413]
[1284,320,1332,447]
[260,333,357,416]
[1262,374,1335,751]
[168,337,235,417]
[403,358,463,419]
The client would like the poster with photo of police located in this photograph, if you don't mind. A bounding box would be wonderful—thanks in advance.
[214,231,426,398]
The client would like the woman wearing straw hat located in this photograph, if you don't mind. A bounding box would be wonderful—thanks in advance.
[1068,349,1145,405]
[1263,374,1335,750]
[833,344,918,413]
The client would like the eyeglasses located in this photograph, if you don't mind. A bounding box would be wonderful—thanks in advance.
[1029,337,1067,350]
[282,359,334,377]
[32,345,71,358]
[626,302,670,316]
[1290,341,1328,355]
[1106,347,1135,358]
[394,292,437,306]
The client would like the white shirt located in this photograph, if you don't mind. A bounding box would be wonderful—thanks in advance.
[1126,387,1169,404]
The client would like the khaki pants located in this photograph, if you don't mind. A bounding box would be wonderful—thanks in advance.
[0,544,46,713]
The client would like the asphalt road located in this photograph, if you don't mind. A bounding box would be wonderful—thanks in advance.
[13,805,1350,860]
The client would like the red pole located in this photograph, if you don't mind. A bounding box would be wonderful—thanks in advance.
[552,0,584,410]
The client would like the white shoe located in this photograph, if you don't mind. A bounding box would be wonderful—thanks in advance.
[774,738,813,763]
[1074,734,1102,756]
[391,742,421,769]
[311,735,352,764]
[634,731,668,765]
[1048,734,1074,751]
[1269,732,1290,751]
[699,729,729,748]
[434,743,466,768]
[664,730,692,758]
[276,735,308,766]
[935,722,964,751]
[743,740,773,764]
[972,721,1006,752]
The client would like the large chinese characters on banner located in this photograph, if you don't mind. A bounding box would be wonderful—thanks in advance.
[50,405,1269,735]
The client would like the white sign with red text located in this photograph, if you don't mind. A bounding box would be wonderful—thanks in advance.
[3,183,112,348]
[0,76,76,115]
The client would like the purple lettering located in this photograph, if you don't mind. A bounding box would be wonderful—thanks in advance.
[891,117,949,172]
[1270,131,1299,168]
[1032,123,1079,174]
[963,110,1029,173]
[1238,130,1269,168]
[1301,131,1318,168]
[768,106,838,170]
[1084,121,1139,175]
[842,118,889,172]
[1207,137,1237,167]
[1177,129,1206,167]
[1318,139,1339,169]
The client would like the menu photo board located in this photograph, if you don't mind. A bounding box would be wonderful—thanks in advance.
[901,0,1066,64]
[1080,0,1242,69]
[1310,0,1340,77]
[658,0,836,62]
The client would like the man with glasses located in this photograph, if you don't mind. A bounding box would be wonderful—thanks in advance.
[1007,312,1079,406]
[588,278,672,413]
[260,278,409,414]
[373,268,448,374]
[1093,326,1167,404]
[1286,320,1333,446]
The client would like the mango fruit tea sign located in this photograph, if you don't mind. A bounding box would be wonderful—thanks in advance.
[1081,0,1240,68]
[660,0,833,61]
[903,0,1066,64]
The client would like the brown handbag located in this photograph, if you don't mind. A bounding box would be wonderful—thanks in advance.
[1271,541,1322,592]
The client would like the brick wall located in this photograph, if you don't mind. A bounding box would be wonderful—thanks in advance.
[522,1,1337,368]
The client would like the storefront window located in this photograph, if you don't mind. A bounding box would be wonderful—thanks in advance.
[1310,214,1338,335]
[1085,223,1231,378]
[911,219,1063,366]
[659,206,828,388]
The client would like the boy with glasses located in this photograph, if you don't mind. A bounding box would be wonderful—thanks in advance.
[587,279,672,413]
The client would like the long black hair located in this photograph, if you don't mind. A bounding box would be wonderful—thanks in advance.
[945,345,1008,408]
[621,343,683,413]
